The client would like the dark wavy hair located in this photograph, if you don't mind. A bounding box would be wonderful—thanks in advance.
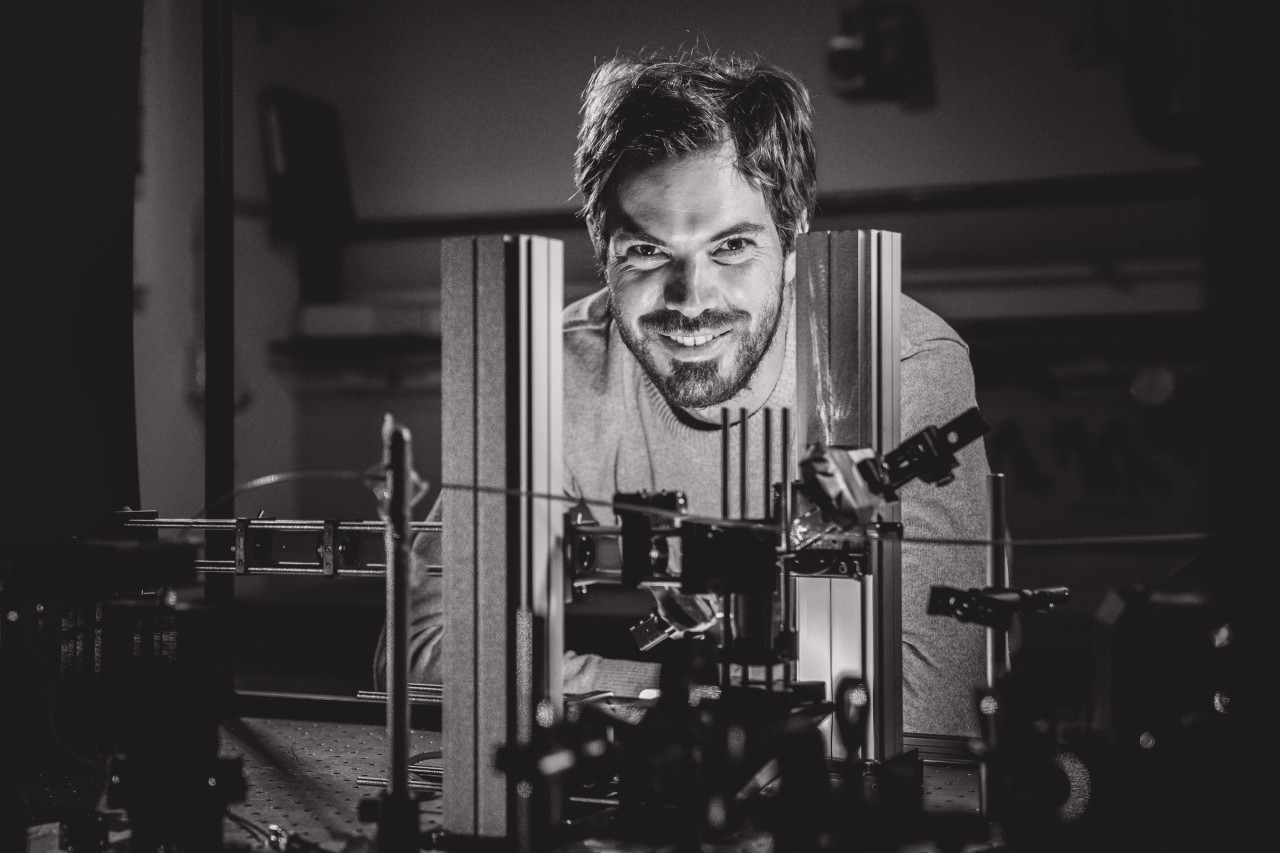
[574,51,817,266]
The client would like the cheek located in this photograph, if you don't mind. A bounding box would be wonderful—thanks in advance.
[608,273,664,325]
[722,262,782,316]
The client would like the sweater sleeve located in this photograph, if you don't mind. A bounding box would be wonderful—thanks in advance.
[373,528,444,690]
[374,516,662,699]
[898,338,989,736]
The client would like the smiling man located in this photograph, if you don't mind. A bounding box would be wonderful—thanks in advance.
[383,52,987,738]
[560,53,989,736]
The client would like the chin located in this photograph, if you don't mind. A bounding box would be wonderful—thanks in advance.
[654,358,743,409]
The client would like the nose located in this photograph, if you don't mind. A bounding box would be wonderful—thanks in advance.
[663,255,721,317]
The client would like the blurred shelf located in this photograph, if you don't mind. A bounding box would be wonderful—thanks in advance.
[269,333,440,393]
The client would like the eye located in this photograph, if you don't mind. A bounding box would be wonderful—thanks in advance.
[615,243,668,268]
[714,236,755,261]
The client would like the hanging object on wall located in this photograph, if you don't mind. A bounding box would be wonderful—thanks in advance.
[259,87,354,304]
[827,0,936,110]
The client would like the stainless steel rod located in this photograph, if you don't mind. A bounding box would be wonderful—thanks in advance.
[357,776,441,792]
[192,561,442,578]
[356,690,442,705]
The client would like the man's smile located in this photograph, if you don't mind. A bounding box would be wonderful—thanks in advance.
[656,328,733,359]
[661,329,731,347]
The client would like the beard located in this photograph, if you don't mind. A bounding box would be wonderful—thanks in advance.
[611,280,784,410]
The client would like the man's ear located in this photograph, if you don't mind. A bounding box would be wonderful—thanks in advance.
[784,214,810,283]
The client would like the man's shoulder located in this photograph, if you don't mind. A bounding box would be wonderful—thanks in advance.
[562,287,621,396]
[901,294,969,357]
[564,287,612,334]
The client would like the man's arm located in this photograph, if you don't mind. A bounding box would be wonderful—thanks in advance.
[373,525,443,690]
[898,337,989,737]
[373,499,663,697]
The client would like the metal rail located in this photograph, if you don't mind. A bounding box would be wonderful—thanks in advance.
[121,519,441,533]
[357,684,443,706]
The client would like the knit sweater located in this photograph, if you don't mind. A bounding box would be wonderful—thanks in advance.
[379,286,988,737]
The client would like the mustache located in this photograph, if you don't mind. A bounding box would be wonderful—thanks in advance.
[638,308,751,336]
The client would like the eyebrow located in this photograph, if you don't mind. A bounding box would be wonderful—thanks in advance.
[610,219,771,247]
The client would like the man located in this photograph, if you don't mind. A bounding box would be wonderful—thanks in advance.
[382,51,987,737]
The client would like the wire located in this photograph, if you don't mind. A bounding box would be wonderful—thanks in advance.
[438,481,1211,551]
[225,809,271,844]
[173,460,1209,553]
[193,467,430,518]
[438,481,780,532]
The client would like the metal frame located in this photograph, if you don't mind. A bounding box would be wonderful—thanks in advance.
[793,230,903,763]
[440,235,564,839]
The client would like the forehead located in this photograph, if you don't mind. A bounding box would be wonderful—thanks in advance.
[609,142,773,242]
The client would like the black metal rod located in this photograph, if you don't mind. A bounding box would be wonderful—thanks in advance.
[739,407,748,519]
[780,408,791,546]
[781,407,794,688]
[202,0,233,515]
[721,409,730,519]
[202,0,234,610]
[384,419,413,801]
[762,409,773,521]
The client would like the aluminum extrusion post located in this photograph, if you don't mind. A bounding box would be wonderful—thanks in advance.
[440,235,564,841]
[794,230,903,762]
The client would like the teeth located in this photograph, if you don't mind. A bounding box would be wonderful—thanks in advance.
[668,333,719,347]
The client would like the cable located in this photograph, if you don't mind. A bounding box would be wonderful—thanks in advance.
[439,481,1211,551]
[225,809,272,845]
[171,463,1208,554]
[193,467,430,518]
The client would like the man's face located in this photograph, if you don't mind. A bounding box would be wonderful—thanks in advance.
[605,141,791,411]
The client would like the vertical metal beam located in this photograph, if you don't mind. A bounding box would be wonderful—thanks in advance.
[472,236,512,834]
[860,231,902,762]
[440,238,478,833]
[441,235,563,840]
[794,230,903,761]
[794,232,836,752]
[202,0,234,609]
